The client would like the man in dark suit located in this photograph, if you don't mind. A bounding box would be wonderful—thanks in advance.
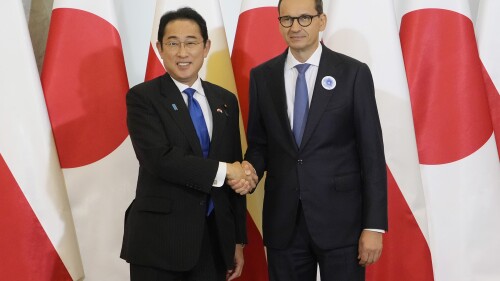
[121,7,255,281]
[243,0,388,280]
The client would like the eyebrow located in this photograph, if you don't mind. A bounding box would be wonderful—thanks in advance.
[282,13,317,17]
[166,35,199,40]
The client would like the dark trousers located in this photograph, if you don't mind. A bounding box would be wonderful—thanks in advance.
[130,214,225,281]
[267,203,365,281]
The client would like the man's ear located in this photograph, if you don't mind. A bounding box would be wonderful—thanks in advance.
[319,14,327,32]
[203,39,212,58]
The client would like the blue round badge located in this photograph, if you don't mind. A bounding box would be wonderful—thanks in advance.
[321,76,336,90]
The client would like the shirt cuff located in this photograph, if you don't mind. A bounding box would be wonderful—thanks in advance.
[213,162,227,187]
[364,228,385,233]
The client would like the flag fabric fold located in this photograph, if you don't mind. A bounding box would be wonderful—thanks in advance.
[0,1,83,279]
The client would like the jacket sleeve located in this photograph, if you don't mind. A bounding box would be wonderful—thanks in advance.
[353,63,388,231]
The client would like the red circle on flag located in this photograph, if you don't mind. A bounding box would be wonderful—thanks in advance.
[400,9,493,164]
[42,9,129,168]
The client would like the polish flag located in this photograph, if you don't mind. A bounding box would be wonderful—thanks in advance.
[0,1,83,280]
[323,1,434,280]
[41,0,136,280]
[399,1,500,280]
[232,0,285,280]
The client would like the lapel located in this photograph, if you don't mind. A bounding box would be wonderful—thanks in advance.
[201,80,227,158]
[267,50,298,153]
[159,74,203,157]
[300,45,344,149]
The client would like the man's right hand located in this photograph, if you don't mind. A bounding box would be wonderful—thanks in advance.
[226,161,258,195]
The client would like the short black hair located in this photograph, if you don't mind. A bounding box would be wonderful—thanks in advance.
[278,0,323,15]
[157,7,208,48]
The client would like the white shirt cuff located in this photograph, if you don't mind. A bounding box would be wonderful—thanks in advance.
[213,162,227,187]
[364,228,385,233]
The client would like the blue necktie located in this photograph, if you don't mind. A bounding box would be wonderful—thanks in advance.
[293,63,311,147]
[184,88,213,215]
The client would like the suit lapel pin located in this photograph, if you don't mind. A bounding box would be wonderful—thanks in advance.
[321,76,336,91]
[172,104,178,111]
[219,105,229,117]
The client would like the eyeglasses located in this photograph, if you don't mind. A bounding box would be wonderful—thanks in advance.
[162,40,202,51]
[278,14,321,28]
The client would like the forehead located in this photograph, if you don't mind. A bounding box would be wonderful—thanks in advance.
[164,19,202,39]
[279,0,316,16]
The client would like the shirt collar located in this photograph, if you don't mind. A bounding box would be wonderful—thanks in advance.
[285,43,323,71]
[171,76,205,96]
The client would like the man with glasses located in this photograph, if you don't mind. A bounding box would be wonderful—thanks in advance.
[243,0,388,280]
[121,7,256,281]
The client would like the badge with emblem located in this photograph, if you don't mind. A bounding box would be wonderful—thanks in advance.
[321,76,336,91]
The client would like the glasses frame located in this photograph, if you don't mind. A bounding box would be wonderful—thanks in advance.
[278,14,322,28]
[161,40,202,52]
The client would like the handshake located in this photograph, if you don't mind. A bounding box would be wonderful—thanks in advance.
[226,161,258,195]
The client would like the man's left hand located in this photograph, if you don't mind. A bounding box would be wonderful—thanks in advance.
[358,230,383,267]
[226,244,244,280]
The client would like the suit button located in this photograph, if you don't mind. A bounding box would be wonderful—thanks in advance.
[200,201,205,206]
[297,159,303,165]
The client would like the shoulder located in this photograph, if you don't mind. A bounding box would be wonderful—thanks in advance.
[321,45,369,71]
[251,49,287,75]
[202,80,237,102]
[127,75,164,98]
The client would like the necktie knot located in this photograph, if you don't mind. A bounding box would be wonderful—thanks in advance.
[295,63,311,75]
[183,88,196,98]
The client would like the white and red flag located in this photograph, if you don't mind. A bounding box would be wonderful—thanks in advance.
[232,0,285,280]
[399,1,500,280]
[41,0,136,280]
[0,0,83,280]
[327,0,500,280]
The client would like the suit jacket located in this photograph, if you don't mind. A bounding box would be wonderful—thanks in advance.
[245,44,387,250]
[120,73,246,271]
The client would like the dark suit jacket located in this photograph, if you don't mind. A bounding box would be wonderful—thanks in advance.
[121,73,246,271]
[245,44,387,250]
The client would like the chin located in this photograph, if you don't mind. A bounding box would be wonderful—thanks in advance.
[289,42,306,50]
